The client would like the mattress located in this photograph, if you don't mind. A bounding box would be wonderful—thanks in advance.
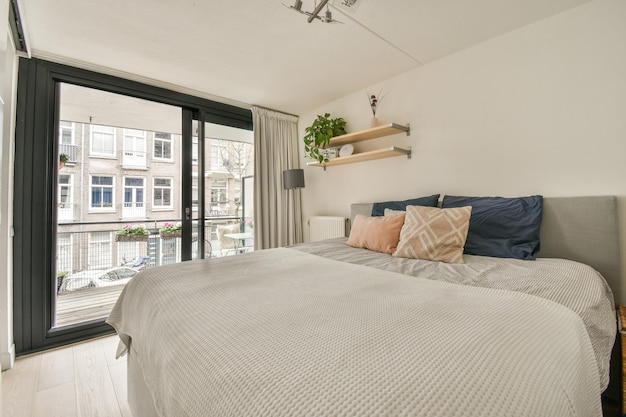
[107,244,615,417]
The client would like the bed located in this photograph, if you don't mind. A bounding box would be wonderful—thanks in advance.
[107,195,621,417]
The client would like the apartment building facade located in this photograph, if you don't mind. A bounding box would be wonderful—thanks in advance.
[56,120,253,274]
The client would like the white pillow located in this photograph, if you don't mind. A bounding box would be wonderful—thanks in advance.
[384,208,405,217]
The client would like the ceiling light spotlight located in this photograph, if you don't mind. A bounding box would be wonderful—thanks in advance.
[322,7,334,23]
[306,0,329,23]
[282,0,343,24]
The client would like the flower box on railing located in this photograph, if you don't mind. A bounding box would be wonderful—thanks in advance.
[159,222,182,239]
[115,233,149,242]
[160,230,182,239]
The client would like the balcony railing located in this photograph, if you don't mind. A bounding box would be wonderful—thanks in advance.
[55,217,252,326]
[121,149,148,169]
[55,217,253,327]
[56,217,250,286]
[58,203,74,222]
[122,202,146,219]
[59,144,78,163]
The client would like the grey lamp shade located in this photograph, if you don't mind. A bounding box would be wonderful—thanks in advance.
[283,169,305,190]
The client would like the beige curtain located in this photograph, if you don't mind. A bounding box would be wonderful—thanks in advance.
[251,106,303,249]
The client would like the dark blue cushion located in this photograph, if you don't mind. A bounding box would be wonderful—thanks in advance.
[371,194,440,216]
[442,195,543,260]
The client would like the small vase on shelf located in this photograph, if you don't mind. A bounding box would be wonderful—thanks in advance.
[369,94,380,128]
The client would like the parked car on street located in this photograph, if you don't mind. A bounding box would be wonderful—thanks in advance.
[59,266,139,292]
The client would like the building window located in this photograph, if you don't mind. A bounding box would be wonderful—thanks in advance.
[58,174,72,209]
[210,178,228,215]
[123,177,146,218]
[90,175,114,210]
[89,232,112,269]
[123,129,147,167]
[58,174,74,222]
[59,121,74,145]
[210,144,227,170]
[91,124,116,156]
[124,177,144,208]
[154,132,172,160]
[153,178,173,209]
[59,121,78,163]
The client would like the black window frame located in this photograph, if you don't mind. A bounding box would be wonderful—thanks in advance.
[13,57,252,355]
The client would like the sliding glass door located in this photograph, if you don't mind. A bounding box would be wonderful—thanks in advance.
[54,83,184,327]
[13,58,253,354]
[197,121,254,258]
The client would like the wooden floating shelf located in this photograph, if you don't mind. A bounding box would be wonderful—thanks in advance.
[307,146,411,169]
[328,122,410,147]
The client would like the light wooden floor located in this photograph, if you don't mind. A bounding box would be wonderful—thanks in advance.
[1,335,130,417]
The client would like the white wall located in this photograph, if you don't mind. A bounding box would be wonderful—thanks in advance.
[299,0,626,298]
[0,0,18,371]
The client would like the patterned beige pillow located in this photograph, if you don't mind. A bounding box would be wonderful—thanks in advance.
[393,205,472,263]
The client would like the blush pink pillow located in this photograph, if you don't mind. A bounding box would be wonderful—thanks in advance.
[346,214,406,254]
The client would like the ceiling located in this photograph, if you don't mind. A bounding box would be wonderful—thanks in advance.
[19,0,590,115]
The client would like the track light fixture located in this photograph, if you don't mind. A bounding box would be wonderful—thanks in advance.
[282,0,343,24]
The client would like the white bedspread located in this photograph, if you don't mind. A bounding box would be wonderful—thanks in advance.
[108,247,611,417]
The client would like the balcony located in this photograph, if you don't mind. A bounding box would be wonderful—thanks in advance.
[121,149,148,169]
[59,144,78,163]
[122,201,146,219]
[55,218,253,327]
[58,202,74,222]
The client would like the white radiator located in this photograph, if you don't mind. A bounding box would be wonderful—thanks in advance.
[309,216,347,242]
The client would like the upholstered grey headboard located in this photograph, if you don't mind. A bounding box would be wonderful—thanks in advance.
[351,196,622,304]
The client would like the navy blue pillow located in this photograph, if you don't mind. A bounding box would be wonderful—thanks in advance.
[371,194,440,217]
[442,195,543,260]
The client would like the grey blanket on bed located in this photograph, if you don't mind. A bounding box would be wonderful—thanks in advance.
[294,238,617,390]
[108,247,612,417]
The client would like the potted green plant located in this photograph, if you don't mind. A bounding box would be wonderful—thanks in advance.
[303,113,347,163]
[59,153,69,169]
[56,271,69,294]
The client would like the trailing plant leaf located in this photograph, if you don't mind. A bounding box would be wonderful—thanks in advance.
[303,113,347,163]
